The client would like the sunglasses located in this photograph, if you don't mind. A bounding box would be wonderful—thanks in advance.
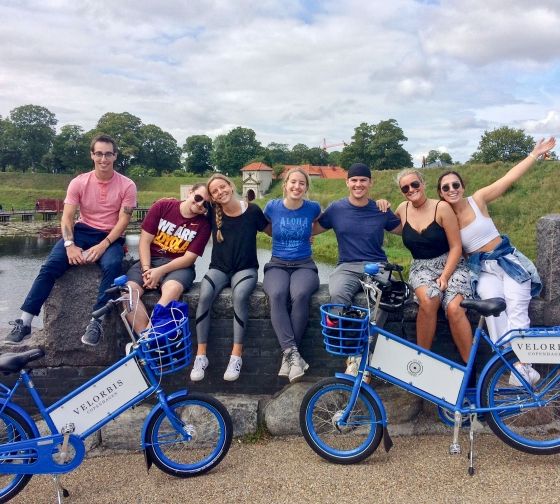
[440,181,461,193]
[400,180,421,194]
[193,194,206,204]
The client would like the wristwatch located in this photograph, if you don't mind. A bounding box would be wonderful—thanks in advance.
[64,240,74,248]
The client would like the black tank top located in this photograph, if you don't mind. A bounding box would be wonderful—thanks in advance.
[402,201,450,259]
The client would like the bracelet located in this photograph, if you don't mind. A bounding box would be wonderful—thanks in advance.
[528,153,538,161]
[104,237,112,246]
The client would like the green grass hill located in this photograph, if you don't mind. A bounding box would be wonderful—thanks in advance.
[1,162,558,270]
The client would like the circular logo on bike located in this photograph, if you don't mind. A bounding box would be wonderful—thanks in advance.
[407,359,423,377]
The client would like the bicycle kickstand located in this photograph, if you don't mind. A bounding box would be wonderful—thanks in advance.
[448,411,462,455]
[51,475,70,503]
[467,412,484,476]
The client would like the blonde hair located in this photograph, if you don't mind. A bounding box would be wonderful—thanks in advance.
[396,168,425,185]
[283,167,310,197]
[206,173,237,243]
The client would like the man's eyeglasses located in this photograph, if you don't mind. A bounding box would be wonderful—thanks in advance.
[400,180,421,194]
[93,152,115,160]
[440,181,461,193]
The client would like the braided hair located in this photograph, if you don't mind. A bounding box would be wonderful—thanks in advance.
[207,173,237,243]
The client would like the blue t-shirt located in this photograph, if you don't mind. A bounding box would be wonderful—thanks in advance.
[318,198,400,264]
[264,199,321,261]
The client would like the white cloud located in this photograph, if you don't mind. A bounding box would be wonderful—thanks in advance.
[0,0,558,164]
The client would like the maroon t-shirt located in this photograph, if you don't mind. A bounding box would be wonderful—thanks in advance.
[141,199,210,260]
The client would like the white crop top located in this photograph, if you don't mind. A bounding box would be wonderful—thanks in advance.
[460,196,500,254]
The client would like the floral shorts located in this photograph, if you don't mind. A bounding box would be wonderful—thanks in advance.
[409,253,472,312]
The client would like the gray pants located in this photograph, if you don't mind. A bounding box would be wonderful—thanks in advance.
[263,260,319,351]
[329,261,388,326]
[195,268,258,345]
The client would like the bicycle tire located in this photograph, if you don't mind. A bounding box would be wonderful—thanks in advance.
[299,377,383,464]
[144,393,232,477]
[0,404,36,503]
[481,350,560,454]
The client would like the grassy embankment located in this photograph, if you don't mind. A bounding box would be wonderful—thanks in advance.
[1,162,558,271]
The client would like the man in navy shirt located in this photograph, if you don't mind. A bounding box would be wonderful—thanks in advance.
[315,163,401,306]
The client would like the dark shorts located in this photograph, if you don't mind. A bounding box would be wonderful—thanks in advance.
[126,257,195,291]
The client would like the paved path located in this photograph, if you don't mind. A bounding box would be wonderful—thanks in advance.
[10,433,560,504]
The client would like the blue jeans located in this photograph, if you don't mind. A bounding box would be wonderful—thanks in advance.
[21,223,125,315]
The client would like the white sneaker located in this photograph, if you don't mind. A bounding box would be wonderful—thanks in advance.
[190,355,209,382]
[286,348,309,383]
[509,363,541,387]
[224,356,242,381]
[278,352,290,377]
[345,356,361,376]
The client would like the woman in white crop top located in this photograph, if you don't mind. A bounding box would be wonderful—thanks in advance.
[437,136,555,387]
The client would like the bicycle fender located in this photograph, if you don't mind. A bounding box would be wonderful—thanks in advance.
[476,349,514,405]
[140,389,189,449]
[0,400,40,437]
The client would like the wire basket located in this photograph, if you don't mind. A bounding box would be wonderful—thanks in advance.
[320,304,369,356]
[139,316,192,376]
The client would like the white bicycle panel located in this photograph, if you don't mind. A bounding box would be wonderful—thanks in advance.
[511,337,560,364]
[50,359,149,435]
[370,336,464,404]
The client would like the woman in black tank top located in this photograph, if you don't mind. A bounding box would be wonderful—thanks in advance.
[395,169,472,363]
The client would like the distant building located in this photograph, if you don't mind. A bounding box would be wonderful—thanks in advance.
[425,160,453,169]
[241,162,273,199]
[280,164,347,180]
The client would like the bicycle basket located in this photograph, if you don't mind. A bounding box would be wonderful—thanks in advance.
[139,302,192,376]
[320,304,369,356]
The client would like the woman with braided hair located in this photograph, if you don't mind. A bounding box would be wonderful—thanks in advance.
[190,174,269,382]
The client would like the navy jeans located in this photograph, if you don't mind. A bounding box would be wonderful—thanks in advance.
[21,223,125,316]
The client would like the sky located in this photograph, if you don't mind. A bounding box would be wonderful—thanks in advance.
[0,0,559,164]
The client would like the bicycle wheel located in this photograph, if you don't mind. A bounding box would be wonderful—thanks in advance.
[299,377,383,464]
[481,351,560,454]
[0,405,36,503]
[144,393,232,477]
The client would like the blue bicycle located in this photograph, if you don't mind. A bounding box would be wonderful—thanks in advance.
[300,263,560,474]
[0,276,233,502]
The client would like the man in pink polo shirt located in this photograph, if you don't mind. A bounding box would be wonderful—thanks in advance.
[7,134,137,345]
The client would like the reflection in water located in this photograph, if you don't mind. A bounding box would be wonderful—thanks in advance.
[0,235,334,329]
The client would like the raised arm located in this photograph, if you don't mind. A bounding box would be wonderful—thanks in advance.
[475,137,556,205]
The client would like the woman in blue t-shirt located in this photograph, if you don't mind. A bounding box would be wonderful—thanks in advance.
[263,168,321,383]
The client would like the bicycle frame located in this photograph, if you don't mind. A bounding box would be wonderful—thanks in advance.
[336,278,560,426]
[0,319,189,476]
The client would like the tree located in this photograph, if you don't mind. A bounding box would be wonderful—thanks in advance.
[93,112,143,173]
[327,150,342,166]
[8,104,57,171]
[0,116,21,172]
[426,149,453,165]
[211,127,262,175]
[291,143,310,164]
[137,124,181,175]
[263,142,293,166]
[47,125,90,173]
[470,126,535,163]
[340,119,413,170]
[183,135,213,175]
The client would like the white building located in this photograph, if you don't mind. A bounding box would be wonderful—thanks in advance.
[241,162,273,200]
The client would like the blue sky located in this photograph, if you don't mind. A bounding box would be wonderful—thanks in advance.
[0,0,558,163]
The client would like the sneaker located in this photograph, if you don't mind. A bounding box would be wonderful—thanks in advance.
[509,363,541,387]
[345,356,361,376]
[287,348,309,383]
[81,319,103,346]
[6,319,31,344]
[223,355,242,381]
[278,352,290,377]
[190,355,209,382]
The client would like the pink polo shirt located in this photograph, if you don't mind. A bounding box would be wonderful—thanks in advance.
[65,170,137,232]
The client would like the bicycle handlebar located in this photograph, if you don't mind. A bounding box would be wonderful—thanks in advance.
[92,303,114,319]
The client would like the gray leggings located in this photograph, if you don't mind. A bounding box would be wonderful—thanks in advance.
[263,262,319,351]
[195,268,258,345]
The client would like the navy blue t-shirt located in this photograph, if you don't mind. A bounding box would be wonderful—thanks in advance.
[318,198,400,264]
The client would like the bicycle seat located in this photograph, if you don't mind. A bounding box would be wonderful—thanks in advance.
[0,348,45,374]
[460,298,506,317]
